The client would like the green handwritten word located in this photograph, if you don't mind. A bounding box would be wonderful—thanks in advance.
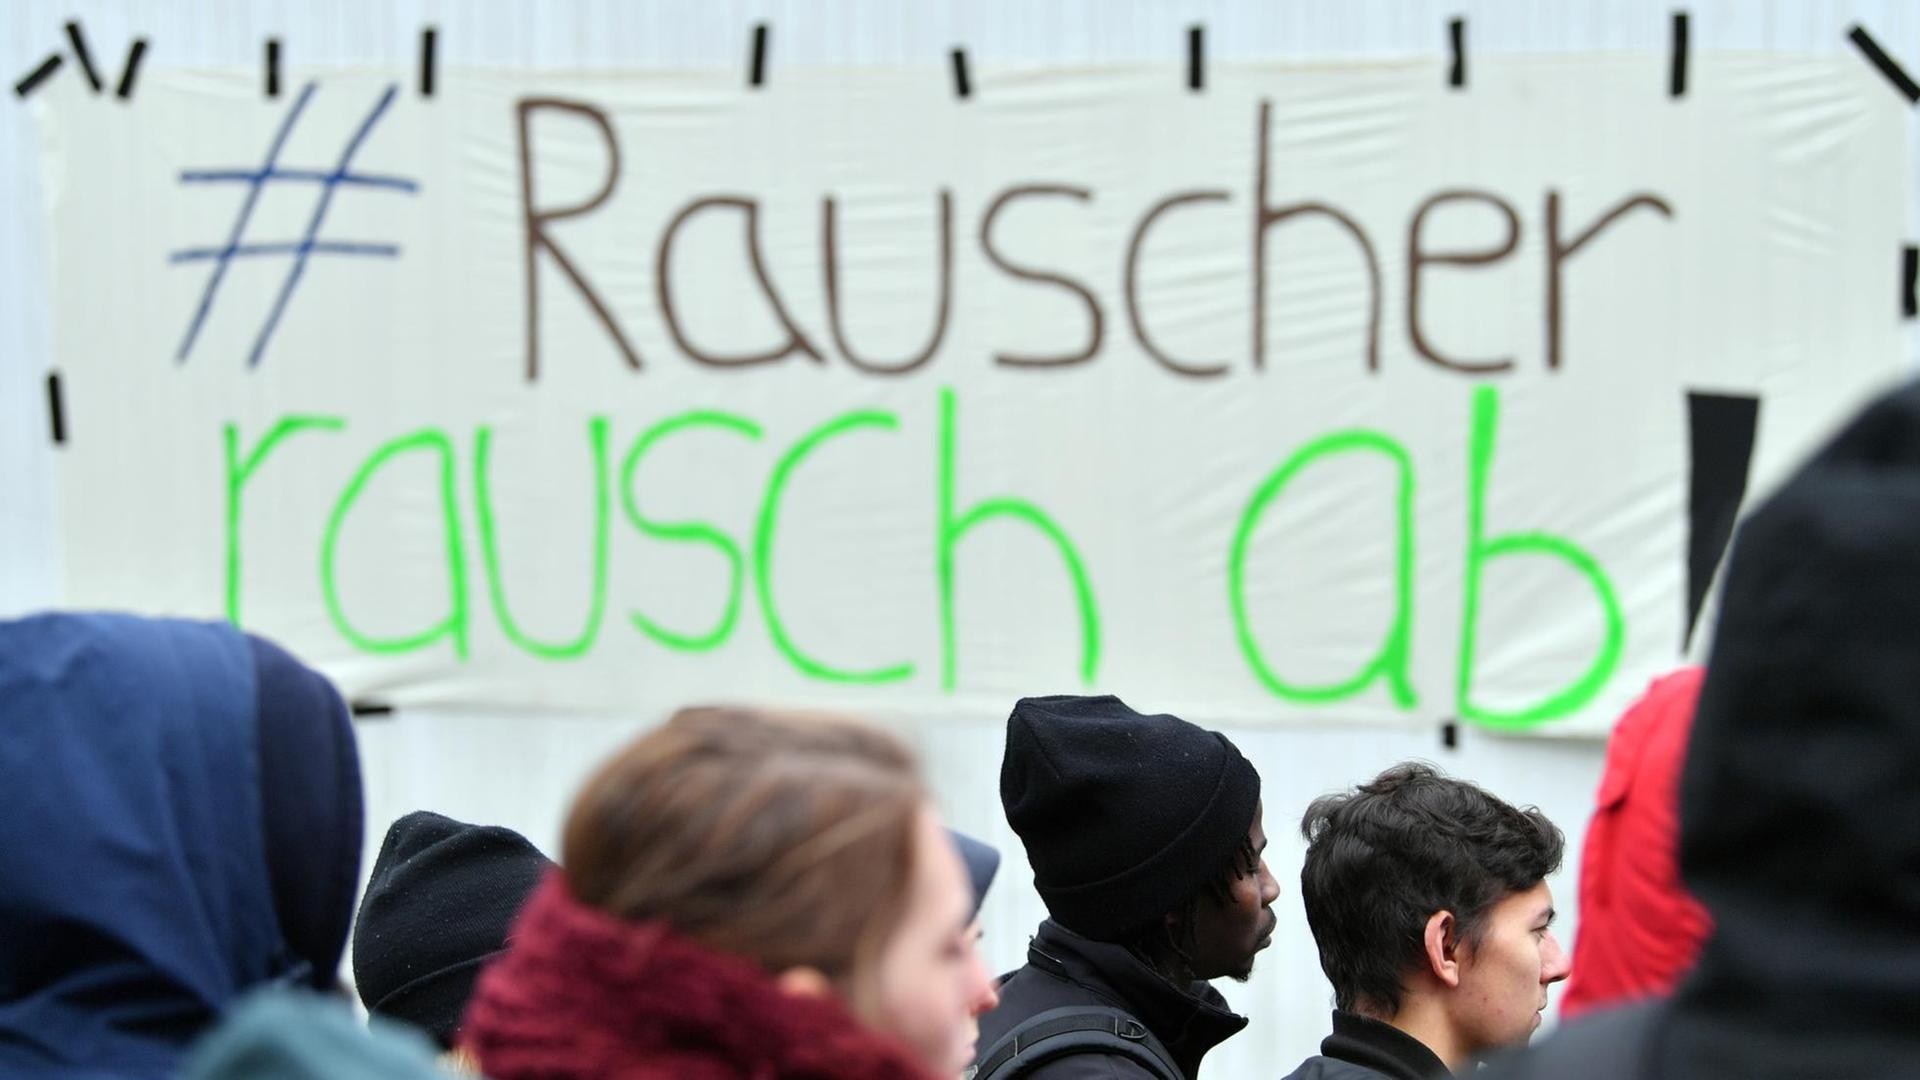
[234,394,1095,687]
[227,385,1621,726]
[1227,385,1623,728]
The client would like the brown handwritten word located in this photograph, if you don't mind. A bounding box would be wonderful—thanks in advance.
[517,97,1672,382]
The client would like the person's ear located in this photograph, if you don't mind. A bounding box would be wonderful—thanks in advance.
[775,966,834,1001]
[1422,911,1462,989]
[1163,905,1189,937]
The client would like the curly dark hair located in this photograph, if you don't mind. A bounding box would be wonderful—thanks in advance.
[1298,762,1564,1015]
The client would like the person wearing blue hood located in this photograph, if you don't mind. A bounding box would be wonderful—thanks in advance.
[1483,379,1920,1078]
[0,612,363,1079]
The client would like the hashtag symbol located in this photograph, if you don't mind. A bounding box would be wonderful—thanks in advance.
[171,81,420,367]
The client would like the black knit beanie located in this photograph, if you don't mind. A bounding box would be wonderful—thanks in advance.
[1000,695,1260,941]
[351,811,552,1048]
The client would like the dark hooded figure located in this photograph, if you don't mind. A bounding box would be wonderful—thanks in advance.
[1485,379,1920,1079]
[0,613,362,1079]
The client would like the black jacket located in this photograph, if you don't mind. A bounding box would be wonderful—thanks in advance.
[973,920,1247,1079]
[1279,1011,1451,1080]
[1484,379,1920,1079]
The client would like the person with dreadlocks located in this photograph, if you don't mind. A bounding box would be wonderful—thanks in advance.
[971,696,1277,1080]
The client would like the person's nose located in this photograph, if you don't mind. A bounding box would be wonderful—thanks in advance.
[1541,930,1571,985]
[1258,861,1281,907]
[966,950,1000,1015]
[974,974,1002,1015]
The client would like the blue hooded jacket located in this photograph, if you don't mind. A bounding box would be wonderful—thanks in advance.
[0,613,362,1079]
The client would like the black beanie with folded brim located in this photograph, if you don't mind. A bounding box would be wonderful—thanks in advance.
[1001,694,1260,941]
[352,811,552,1048]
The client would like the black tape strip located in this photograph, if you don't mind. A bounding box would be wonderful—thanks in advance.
[14,54,62,99]
[1188,25,1204,91]
[749,23,768,87]
[46,372,66,446]
[1448,17,1465,88]
[1441,720,1459,750]
[1686,391,1760,650]
[1670,11,1689,98]
[420,26,436,97]
[64,20,101,92]
[1848,24,1920,104]
[1905,245,1917,319]
[349,700,395,719]
[951,48,971,99]
[116,39,147,100]
[265,38,280,98]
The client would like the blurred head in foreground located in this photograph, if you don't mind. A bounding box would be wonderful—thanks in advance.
[465,706,991,1079]
[0,613,361,1079]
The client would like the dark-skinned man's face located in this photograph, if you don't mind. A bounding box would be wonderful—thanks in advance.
[1185,802,1280,982]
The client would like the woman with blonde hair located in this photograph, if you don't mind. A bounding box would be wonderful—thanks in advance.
[464,706,996,1079]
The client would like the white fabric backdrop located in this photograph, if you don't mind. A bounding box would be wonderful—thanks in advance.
[38,58,1903,732]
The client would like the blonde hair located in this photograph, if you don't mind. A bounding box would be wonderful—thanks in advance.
[563,706,926,1007]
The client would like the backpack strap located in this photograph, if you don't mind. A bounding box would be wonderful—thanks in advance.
[968,1005,1182,1080]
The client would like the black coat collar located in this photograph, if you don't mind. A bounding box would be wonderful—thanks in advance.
[1023,919,1247,1076]
[1319,1011,1452,1080]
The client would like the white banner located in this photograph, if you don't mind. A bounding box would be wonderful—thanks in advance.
[42,57,1904,733]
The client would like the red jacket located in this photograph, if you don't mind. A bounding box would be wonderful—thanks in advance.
[463,875,940,1080]
[1559,668,1713,1018]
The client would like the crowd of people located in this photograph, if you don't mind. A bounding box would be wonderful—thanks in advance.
[6,379,1920,1078]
